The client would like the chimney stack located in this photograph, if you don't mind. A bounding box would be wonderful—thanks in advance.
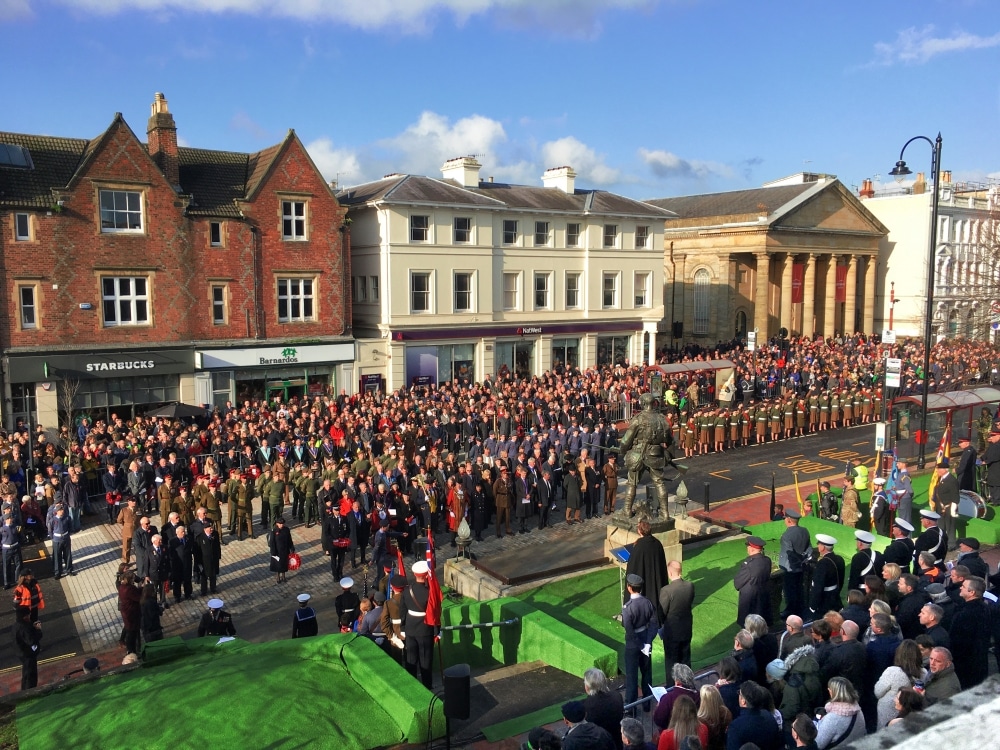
[147,92,180,189]
[859,178,874,199]
[941,170,952,184]
[913,172,926,195]
[441,156,482,188]
[542,166,576,193]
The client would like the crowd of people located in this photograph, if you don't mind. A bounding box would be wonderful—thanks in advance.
[3,333,1000,704]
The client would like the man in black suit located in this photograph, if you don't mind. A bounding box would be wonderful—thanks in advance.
[144,533,172,608]
[955,436,979,491]
[658,559,695,683]
[168,526,194,603]
[985,429,1000,506]
[536,469,554,529]
[132,516,156,580]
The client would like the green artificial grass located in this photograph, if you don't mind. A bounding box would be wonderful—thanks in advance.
[17,635,445,750]
[481,695,586,743]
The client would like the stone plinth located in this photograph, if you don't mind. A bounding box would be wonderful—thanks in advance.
[444,557,616,602]
[605,513,682,564]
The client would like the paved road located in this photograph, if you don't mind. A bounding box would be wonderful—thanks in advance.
[19,423,882,664]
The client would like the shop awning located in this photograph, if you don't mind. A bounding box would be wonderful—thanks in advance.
[892,386,1000,412]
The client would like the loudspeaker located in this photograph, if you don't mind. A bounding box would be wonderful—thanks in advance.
[672,321,683,339]
[443,663,471,720]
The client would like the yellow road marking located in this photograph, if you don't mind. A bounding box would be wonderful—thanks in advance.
[784,454,805,459]
[748,461,768,467]
[853,441,869,447]
[709,470,732,481]
[754,485,770,492]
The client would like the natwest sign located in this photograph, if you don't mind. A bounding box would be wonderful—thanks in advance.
[516,326,543,335]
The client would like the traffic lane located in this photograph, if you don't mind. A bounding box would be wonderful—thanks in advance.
[0,539,84,673]
[679,424,878,502]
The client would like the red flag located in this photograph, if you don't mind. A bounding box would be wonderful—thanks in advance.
[424,527,442,628]
[396,545,406,579]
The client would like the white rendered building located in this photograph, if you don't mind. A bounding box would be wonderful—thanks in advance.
[340,158,671,392]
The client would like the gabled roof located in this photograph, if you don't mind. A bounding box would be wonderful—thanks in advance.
[646,183,816,223]
[0,119,319,218]
[0,131,89,208]
[339,174,675,219]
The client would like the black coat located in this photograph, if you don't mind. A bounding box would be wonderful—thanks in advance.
[950,598,995,689]
[895,590,928,640]
[168,536,194,579]
[658,578,695,643]
[626,535,669,623]
[196,532,222,577]
[734,553,773,625]
[144,545,171,583]
[269,525,294,573]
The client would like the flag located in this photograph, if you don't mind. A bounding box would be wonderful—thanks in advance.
[769,473,776,520]
[424,527,442,628]
[926,412,952,512]
[396,544,406,580]
[793,471,805,515]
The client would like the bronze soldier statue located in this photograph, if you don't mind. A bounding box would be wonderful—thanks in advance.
[619,393,683,518]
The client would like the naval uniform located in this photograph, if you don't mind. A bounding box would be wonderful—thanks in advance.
[883,536,915,574]
[848,548,884,590]
[808,552,845,617]
[622,592,656,709]
[913,524,947,568]
[292,606,318,638]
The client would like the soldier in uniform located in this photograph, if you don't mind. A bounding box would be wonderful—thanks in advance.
[778,508,812,619]
[601,454,618,515]
[818,481,839,521]
[381,574,407,664]
[301,466,320,527]
[808,534,845,618]
[401,560,438,689]
[292,592,319,638]
[847,530,883,590]
[619,393,676,518]
[913,509,947,567]
[197,597,236,637]
[225,469,241,535]
[157,474,175,529]
[870,477,891,537]
[734,536,772,626]
[883,518,915,573]
[622,573,656,710]
[235,473,255,541]
[755,401,768,444]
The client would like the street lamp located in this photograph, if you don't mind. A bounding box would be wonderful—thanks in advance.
[889,133,942,469]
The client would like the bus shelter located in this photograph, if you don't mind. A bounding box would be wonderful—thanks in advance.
[890,386,1000,460]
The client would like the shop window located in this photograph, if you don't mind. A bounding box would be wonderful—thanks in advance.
[596,335,630,367]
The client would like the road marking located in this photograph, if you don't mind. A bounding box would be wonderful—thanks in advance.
[784,454,805,459]
[39,653,77,666]
[853,441,869,446]
[709,470,732,481]
[779,458,835,474]
[748,461,769,467]
[754,485,770,492]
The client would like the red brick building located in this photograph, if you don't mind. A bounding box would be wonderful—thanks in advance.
[0,93,354,430]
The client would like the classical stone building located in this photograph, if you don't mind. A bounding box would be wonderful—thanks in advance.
[647,173,888,346]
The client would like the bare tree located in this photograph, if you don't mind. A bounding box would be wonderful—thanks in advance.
[58,378,81,462]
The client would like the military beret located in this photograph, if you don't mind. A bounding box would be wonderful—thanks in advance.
[785,508,801,519]
[745,536,765,549]
[390,575,407,589]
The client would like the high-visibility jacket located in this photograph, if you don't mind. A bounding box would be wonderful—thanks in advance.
[853,464,869,492]
[13,580,44,612]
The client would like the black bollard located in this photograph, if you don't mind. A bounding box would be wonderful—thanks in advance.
[703,482,710,513]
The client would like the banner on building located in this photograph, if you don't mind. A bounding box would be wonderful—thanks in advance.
[791,263,804,304]
[835,265,847,303]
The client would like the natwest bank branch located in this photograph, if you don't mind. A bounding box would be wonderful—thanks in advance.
[4,347,195,430]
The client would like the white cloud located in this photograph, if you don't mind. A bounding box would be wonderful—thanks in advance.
[306,137,362,185]
[638,147,732,180]
[541,136,621,185]
[872,25,1000,66]
[47,0,655,33]
[378,111,508,176]
[229,111,271,140]
[0,0,32,20]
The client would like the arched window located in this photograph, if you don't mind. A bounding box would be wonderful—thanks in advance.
[948,309,959,336]
[693,269,710,334]
[735,311,747,339]
[966,308,977,339]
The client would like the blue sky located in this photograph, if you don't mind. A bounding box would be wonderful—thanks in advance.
[2,0,999,199]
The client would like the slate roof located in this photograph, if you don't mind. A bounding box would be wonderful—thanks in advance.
[0,122,296,218]
[340,174,674,219]
[645,183,814,222]
[0,132,89,208]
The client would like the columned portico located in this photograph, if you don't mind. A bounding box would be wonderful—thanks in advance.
[824,256,837,339]
[754,252,771,335]
[863,256,876,333]
[844,255,858,335]
[780,254,794,332]
[802,253,816,339]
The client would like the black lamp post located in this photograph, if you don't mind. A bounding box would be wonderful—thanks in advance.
[889,133,942,469]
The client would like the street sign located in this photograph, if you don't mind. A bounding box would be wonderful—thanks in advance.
[882,329,896,344]
[991,301,1000,313]
[747,330,757,353]
[886,357,902,388]
[875,422,886,451]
